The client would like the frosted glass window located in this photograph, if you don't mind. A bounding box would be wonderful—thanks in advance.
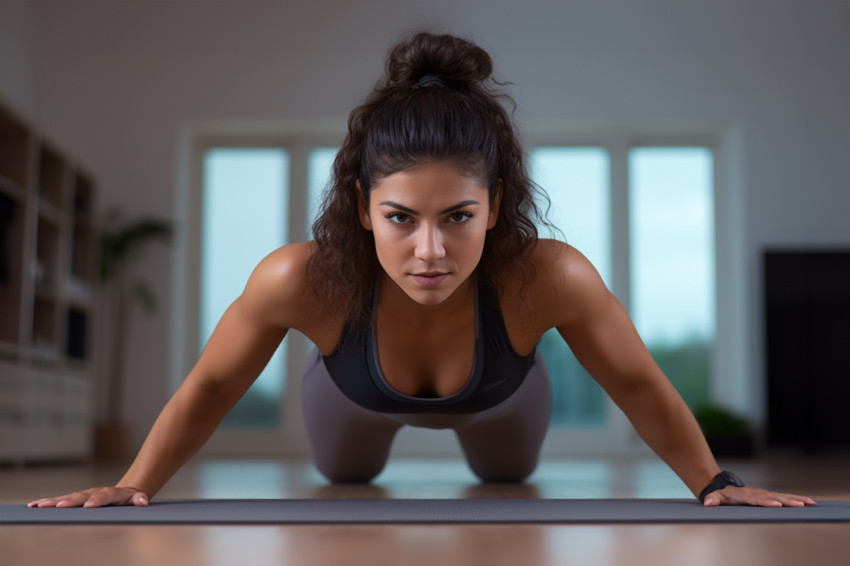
[306,147,338,237]
[629,147,714,410]
[201,148,290,427]
[530,147,610,426]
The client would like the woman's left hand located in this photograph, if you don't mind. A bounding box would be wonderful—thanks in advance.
[703,486,817,507]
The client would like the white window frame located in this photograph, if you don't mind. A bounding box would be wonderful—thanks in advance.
[524,125,748,456]
[172,121,749,458]
[173,121,344,458]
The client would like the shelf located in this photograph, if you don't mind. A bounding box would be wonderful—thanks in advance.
[0,94,97,463]
[0,103,30,187]
[32,296,59,361]
[72,171,95,221]
[63,274,94,307]
[65,308,89,361]
[35,218,61,289]
[30,344,63,364]
[37,199,64,226]
[0,191,25,345]
[34,284,59,302]
[0,174,26,202]
[38,142,65,210]
[70,224,95,282]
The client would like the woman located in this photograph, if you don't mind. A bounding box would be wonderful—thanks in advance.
[31,32,813,509]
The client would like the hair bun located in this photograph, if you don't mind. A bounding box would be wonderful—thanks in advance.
[386,32,493,89]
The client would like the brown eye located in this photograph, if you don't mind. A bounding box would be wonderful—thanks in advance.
[387,212,412,224]
[448,212,472,223]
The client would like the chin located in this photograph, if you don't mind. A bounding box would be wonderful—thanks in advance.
[402,278,466,307]
[396,284,446,304]
[411,291,452,306]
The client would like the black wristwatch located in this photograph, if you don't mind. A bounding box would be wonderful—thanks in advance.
[699,471,745,503]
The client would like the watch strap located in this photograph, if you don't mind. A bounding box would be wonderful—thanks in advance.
[699,471,745,503]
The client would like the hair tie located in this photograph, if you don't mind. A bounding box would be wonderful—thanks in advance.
[415,74,445,89]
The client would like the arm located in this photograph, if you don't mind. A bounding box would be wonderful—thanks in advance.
[29,245,310,508]
[112,296,288,500]
[542,243,814,506]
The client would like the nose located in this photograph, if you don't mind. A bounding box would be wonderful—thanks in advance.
[414,223,446,262]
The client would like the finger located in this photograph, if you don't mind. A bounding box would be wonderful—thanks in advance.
[29,495,76,508]
[702,494,721,506]
[773,493,818,507]
[703,488,778,507]
[83,488,143,508]
[82,489,122,508]
[31,498,64,508]
[82,493,115,508]
[744,490,818,507]
[132,492,150,506]
[705,487,817,508]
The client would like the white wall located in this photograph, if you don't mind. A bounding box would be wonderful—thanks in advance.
[24,0,850,449]
[0,0,34,116]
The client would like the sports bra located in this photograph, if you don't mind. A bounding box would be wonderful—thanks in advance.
[322,276,537,414]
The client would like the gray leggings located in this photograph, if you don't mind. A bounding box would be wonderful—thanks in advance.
[301,347,552,483]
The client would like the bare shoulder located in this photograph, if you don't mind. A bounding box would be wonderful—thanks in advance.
[525,239,611,328]
[237,241,322,330]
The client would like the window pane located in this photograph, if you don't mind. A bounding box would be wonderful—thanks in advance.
[201,148,290,427]
[307,147,338,237]
[629,147,714,410]
[530,147,610,426]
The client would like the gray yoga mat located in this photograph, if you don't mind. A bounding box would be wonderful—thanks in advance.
[3,498,849,525]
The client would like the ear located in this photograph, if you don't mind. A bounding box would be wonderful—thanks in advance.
[356,181,373,231]
[487,180,503,230]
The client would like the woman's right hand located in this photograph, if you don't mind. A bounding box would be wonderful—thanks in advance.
[27,486,149,508]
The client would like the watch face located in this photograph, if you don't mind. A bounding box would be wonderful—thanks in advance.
[720,471,745,487]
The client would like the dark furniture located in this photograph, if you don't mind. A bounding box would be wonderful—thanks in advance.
[765,249,850,452]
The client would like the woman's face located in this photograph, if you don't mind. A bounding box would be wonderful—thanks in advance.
[359,161,500,307]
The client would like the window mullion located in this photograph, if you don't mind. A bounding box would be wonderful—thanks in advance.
[606,139,638,446]
[282,142,311,444]
[288,143,309,243]
[608,139,631,311]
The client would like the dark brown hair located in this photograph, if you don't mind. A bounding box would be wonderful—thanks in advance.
[308,32,550,324]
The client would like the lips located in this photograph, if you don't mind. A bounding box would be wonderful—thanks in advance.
[410,272,449,287]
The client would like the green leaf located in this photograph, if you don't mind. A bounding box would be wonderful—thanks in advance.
[99,213,174,282]
[132,281,157,315]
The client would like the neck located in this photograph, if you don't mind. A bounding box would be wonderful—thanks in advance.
[377,272,475,326]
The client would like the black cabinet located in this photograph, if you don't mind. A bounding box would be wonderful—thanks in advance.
[765,250,850,452]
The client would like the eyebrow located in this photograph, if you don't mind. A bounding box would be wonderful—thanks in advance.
[378,200,480,215]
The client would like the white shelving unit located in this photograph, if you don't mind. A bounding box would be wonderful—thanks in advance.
[0,97,97,463]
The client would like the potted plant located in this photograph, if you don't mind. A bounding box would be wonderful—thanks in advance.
[694,404,756,458]
[94,209,173,461]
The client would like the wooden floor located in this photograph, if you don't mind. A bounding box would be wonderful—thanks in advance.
[2,453,849,566]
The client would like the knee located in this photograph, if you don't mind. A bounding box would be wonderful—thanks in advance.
[313,457,385,484]
[473,469,534,484]
[469,457,538,484]
[320,469,381,484]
